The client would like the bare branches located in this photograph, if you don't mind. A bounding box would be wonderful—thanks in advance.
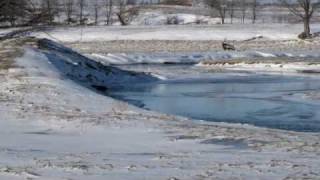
[240,0,247,24]
[205,0,227,24]
[117,0,128,25]
[78,0,86,25]
[281,0,306,18]
[93,0,100,25]
[228,0,235,24]
[0,0,32,26]
[205,0,259,24]
[105,0,113,25]
[252,0,258,24]
[40,0,60,25]
[281,0,320,38]
[64,0,74,24]
[116,0,139,26]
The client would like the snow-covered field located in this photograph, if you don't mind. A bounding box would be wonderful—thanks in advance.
[1,20,320,179]
[130,12,222,26]
[198,60,320,74]
[1,38,320,180]
[87,51,320,65]
[32,24,320,42]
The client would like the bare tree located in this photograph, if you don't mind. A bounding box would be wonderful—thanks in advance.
[64,0,74,24]
[252,0,258,24]
[105,0,113,25]
[205,0,227,24]
[0,0,31,26]
[117,0,128,25]
[93,0,99,25]
[162,0,193,5]
[228,0,235,24]
[240,0,247,24]
[41,0,59,25]
[281,0,320,38]
[78,0,86,25]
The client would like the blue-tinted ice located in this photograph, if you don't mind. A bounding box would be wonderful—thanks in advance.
[110,67,320,132]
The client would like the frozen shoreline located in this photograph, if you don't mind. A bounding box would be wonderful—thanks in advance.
[0,38,320,179]
[87,51,320,65]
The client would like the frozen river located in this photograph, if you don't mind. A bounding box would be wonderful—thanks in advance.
[111,65,320,132]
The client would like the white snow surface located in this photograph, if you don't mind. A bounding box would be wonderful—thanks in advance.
[131,12,221,25]
[88,50,320,65]
[32,24,320,42]
[198,61,320,74]
[1,39,320,179]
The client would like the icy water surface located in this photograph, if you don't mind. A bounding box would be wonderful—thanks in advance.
[111,65,320,132]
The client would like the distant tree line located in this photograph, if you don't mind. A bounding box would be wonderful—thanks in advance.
[204,0,320,38]
[204,0,269,25]
[0,0,319,38]
[0,0,33,26]
[0,0,138,26]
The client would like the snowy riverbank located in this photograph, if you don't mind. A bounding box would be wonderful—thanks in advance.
[0,38,320,179]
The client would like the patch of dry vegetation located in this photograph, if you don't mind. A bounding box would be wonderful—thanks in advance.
[200,59,320,66]
[0,38,36,70]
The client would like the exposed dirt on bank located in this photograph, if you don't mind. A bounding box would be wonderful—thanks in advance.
[66,38,320,53]
[0,39,27,70]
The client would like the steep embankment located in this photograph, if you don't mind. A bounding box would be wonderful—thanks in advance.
[37,39,158,92]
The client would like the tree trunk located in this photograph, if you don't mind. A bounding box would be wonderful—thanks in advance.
[220,8,225,24]
[79,0,85,25]
[304,17,311,37]
[252,8,256,24]
[79,9,83,25]
[105,0,113,25]
[117,13,127,26]
[252,0,257,24]
[94,6,98,25]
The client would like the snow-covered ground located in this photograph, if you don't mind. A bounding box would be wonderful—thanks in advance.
[32,24,320,42]
[88,50,320,65]
[131,12,222,25]
[1,38,320,179]
[1,21,320,179]
[198,60,320,74]
[0,28,21,37]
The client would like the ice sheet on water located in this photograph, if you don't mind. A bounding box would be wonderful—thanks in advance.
[110,70,320,132]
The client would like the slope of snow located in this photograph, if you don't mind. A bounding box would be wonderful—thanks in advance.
[0,28,20,37]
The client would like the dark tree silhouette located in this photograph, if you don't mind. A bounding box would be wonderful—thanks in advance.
[0,0,31,26]
[205,0,227,24]
[281,0,320,38]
